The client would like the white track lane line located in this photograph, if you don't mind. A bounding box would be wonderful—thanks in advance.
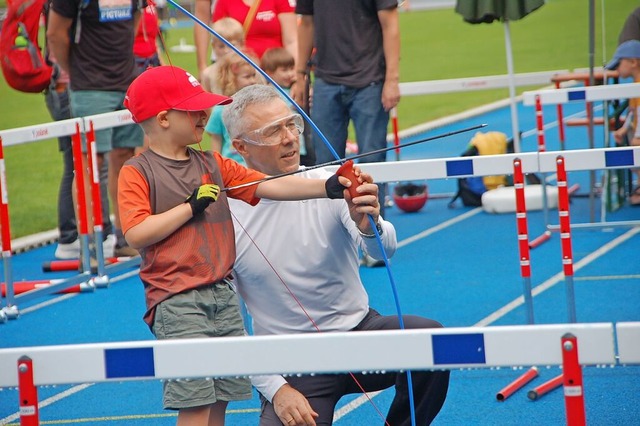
[474,226,640,327]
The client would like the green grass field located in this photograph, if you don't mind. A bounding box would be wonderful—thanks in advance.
[0,0,631,238]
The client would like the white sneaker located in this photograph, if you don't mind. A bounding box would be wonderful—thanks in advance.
[102,234,116,258]
[54,239,80,260]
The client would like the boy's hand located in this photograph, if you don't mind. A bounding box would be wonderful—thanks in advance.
[186,184,220,216]
[325,174,349,199]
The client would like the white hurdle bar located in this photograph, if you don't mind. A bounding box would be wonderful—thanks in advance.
[0,109,135,147]
[400,70,569,96]
[331,146,640,184]
[522,82,640,106]
[1,322,634,388]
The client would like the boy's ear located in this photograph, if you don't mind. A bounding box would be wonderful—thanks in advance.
[157,110,170,128]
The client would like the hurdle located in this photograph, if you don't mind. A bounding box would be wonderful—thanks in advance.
[0,123,94,319]
[0,112,142,320]
[3,322,638,426]
[522,82,640,232]
[345,145,639,324]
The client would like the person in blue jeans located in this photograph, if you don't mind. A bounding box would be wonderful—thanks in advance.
[291,0,401,267]
[44,43,113,259]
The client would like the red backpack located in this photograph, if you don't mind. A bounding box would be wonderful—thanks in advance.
[1,0,53,93]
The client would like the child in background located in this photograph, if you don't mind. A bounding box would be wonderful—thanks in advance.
[261,47,307,158]
[204,49,263,165]
[119,66,353,425]
[134,0,164,76]
[607,40,640,205]
[201,17,245,92]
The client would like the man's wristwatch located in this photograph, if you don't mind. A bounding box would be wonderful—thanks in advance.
[357,220,383,239]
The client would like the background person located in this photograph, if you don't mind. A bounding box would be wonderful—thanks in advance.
[607,40,640,205]
[200,17,247,93]
[47,0,144,258]
[291,0,401,220]
[194,0,297,78]
[204,48,262,165]
[261,46,311,164]
[134,0,164,76]
[224,84,450,426]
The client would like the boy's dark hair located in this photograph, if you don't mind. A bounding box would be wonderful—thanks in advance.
[261,47,294,73]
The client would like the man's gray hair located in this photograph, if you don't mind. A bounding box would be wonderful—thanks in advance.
[222,84,282,139]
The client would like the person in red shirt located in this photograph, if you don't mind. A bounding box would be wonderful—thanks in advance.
[133,0,164,75]
[194,0,297,79]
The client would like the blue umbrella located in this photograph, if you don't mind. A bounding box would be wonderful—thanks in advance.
[455,0,545,153]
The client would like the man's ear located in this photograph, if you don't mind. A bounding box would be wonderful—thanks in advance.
[232,138,250,157]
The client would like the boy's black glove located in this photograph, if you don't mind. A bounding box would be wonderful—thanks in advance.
[325,174,347,199]
[186,184,220,216]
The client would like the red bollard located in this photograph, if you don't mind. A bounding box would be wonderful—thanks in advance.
[496,367,539,401]
[527,373,563,400]
[17,356,39,426]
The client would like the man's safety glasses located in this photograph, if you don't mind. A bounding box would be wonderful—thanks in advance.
[241,113,304,146]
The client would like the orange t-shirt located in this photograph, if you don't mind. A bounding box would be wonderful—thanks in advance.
[118,148,266,326]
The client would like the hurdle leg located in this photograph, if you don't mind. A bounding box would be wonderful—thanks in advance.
[513,159,535,324]
[18,356,39,426]
[71,123,95,280]
[556,156,577,323]
[554,80,565,150]
[531,95,552,245]
[562,333,586,426]
[85,120,109,287]
[0,136,19,320]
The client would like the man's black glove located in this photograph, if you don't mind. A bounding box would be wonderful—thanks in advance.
[185,184,220,216]
[325,174,347,199]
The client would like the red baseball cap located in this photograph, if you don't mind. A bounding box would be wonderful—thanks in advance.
[124,66,232,123]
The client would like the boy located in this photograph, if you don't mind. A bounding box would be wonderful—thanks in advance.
[201,17,244,91]
[607,39,640,205]
[261,47,309,160]
[118,65,357,425]
[261,47,296,92]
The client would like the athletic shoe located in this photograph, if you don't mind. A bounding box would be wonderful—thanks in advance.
[54,239,80,260]
[102,234,116,258]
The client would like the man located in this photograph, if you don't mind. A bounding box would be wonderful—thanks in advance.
[224,85,449,426]
[291,0,401,218]
[47,0,144,258]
